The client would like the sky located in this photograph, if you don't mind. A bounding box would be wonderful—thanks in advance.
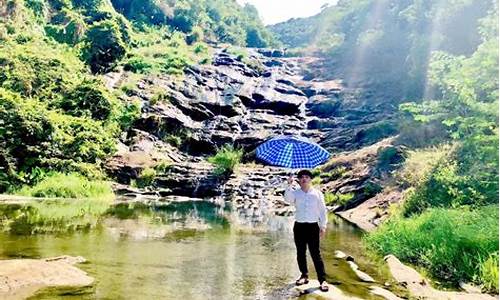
[236,0,338,25]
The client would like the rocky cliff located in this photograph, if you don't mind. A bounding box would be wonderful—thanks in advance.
[104,47,402,227]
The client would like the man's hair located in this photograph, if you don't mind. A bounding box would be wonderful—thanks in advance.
[297,169,314,178]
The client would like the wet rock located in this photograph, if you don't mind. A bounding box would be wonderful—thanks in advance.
[154,162,224,197]
[292,279,362,299]
[0,256,93,300]
[335,250,348,259]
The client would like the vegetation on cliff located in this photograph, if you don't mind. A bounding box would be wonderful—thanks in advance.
[0,0,275,192]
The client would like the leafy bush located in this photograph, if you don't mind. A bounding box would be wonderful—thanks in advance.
[0,89,116,191]
[208,145,243,177]
[116,99,141,131]
[0,40,83,100]
[324,191,354,206]
[135,167,156,188]
[81,19,127,73]
[402,140,498,216]
[397,145,452,188]
[365,206,499,287]
[44,9,86,44]
[123,55,153,73]
[58,79,116,120]
[164,134,182,147]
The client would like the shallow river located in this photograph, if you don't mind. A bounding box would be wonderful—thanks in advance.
[0,201,391,299]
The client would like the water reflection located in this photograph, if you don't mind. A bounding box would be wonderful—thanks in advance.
[0,200,391,299]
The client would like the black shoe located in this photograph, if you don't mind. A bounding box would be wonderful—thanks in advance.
[319,281,329,292]
[295,275,309,286]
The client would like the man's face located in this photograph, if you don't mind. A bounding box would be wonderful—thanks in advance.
[298,174,312,187]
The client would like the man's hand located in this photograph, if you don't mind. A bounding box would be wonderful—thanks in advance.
[320,228,326,239]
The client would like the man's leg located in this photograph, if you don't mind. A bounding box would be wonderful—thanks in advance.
[308,224,326,283]
[293,222,308,277]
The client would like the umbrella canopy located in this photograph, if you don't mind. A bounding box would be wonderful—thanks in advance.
[255,135,331,169]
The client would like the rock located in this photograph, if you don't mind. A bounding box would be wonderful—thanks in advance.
[237,78,307,115]
[335,250,347,259]
[307,117,341,129]
[347,261,359,270]
[369,286,404,300]
[384,254,497,300]
[459,282,483,294]
[306,95,341,117]
[292,279,362,299]
[154,162,224,197]
[136,104,200,137]
[337,189,402,232]
[0,256,93,299]
[353,269,376,283]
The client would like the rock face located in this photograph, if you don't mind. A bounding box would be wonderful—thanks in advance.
[104,46,399,221]
[0,256,93,300]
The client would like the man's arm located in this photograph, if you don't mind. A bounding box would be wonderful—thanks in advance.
[318,190,328,236]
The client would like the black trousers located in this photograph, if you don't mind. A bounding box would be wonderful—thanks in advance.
[293,222,326,283]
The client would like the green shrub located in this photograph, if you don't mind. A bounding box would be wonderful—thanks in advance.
[402,141,498,216]
[376,146,403,170]
[16,172,113,199]
[116,99,141,131]
[365,206,499,287]
[226,46,247,61]
[324,191,354,206]
[44,10,86,45]
[479,252,499,293]
[58,79,116,120]
[81,19,127,73]
[0,40,83,100]
[123,55,153,73]
[208,145,243,177]
[154,161,171,173]
[150,89,169,105]
[135,167,156,188]
[164,134,182,147]
[397,144,452,188]
[321,166,348,180]
[0,89,117,191]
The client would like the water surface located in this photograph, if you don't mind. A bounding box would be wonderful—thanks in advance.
[0,201,391,299]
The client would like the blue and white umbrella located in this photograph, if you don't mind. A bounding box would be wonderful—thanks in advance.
[255,135,331,169]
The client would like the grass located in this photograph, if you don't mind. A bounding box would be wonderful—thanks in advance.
[208,145,243,177]
[397,144,453,188]
[364,205,499,290]
[16,172,114,200]
[134,167,156,188]
[479,252,499,293]
[324,191,354,206]
[123,32,211,76]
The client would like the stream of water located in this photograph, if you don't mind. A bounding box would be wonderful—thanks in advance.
[0,201,392,299]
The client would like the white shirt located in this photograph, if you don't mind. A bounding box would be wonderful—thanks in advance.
[284,185,328,229]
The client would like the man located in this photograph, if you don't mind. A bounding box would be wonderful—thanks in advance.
[284,169,329,292]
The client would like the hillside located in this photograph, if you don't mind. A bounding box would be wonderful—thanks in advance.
[0,0,498,295]
[0,0,277,190]
[270,0,494,101]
